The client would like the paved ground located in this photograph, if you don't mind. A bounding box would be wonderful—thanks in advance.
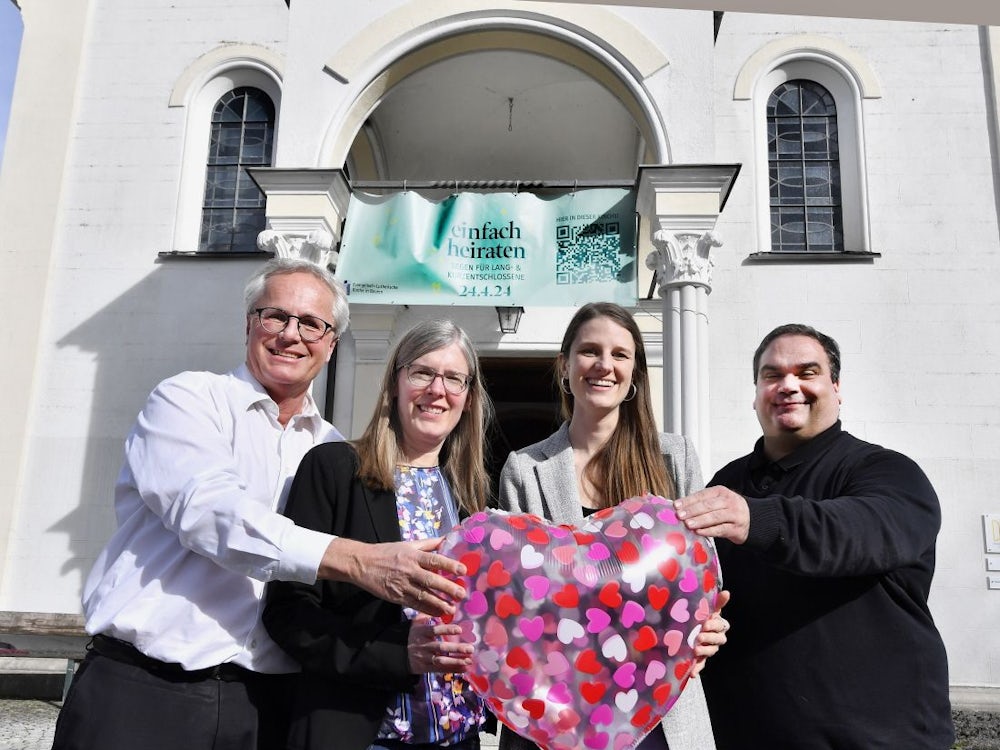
[0,700,58,750]
[0,700,500,750]
[1,699,997,750]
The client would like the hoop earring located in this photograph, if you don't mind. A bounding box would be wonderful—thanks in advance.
[560,377,572,395]
[623,383,638,402]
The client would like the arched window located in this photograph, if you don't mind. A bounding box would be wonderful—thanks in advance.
[767,80,843,253]
[734,38,881,258]
[199,87,275,253]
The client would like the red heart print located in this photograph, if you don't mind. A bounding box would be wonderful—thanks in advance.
[618,540,640,564]
[666,532,687,555]
[573,530,596,545]
[556,707,581,731]
[487,560,511,587]
[495,593,522,618]
[648,585,670,610]
[469,672,488,693]
[506,645,532,669]
[693,540,709,564]
[581,681,607,704]
[599,581,623,608]
[526,527,550,545]
[460,551,483,577]
[633,625,658,651]
[553,584,580,608]
[523,698,546,720]
[658,558,680,581]
[653,683,673,705]
[631,704,653,728]
[703,569,717,593]
[575,648,602,675]
[673,659,692,680]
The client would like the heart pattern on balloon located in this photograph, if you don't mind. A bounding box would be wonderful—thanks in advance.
[439,495,721,750]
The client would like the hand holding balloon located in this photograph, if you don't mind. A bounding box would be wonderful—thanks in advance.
[407,613,475,674]
[690,589,730,678]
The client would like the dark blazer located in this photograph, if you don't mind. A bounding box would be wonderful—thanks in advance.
[263,441,416,750]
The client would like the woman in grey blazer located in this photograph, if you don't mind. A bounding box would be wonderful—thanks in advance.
[496,302,726,750]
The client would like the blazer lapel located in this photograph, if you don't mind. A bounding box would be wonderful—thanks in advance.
[362,481,401,542]
[534,425,585,526]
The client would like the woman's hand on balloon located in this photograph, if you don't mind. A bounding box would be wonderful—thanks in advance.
[690,589,731,677]
[407,614,474,674]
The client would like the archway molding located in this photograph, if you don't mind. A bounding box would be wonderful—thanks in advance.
[319,2,672,170]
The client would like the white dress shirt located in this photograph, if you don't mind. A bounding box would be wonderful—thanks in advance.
[83,364,342,673]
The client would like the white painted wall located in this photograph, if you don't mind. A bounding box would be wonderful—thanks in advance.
[0,0,996,695]
[1,0,289,608]
[712,13,1000,689]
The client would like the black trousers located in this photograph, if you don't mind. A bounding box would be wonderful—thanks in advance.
[51,636,295,750]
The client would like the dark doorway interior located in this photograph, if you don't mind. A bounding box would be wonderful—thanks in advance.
[480,357,562,504]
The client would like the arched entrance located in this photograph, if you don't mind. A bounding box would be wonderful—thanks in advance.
[252,10,738,470]
[339,29,665,182]
[333,22,666,457]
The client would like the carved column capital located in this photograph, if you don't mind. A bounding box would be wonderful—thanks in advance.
[257,228,338,270]
[636,164,739,297]
[248,167,351,271]
[645,229,723,295]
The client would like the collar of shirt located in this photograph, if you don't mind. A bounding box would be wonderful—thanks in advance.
[233,362,331,435]
[749,420,843,489]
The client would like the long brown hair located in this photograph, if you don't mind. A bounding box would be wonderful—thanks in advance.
[353,319,493,514]
[558,302,675,506]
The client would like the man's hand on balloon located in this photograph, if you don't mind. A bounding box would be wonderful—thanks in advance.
[674,487,750,544]
[690,589,731,678]
[320,536,467,617]
[407,614,474,674]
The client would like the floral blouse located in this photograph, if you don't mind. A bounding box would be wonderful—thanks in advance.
[376,466,486,746]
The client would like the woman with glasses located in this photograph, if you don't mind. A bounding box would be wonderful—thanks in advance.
[495,302,728,750]
[263,319,493,750]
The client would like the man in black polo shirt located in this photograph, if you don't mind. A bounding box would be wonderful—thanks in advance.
[673,323,953,749]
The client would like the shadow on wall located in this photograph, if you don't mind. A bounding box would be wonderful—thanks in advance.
[47,258,267,588]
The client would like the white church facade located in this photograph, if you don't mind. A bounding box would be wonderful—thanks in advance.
[1,0,998,704]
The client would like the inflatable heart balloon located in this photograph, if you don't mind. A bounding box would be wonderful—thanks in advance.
[439,495,720,750]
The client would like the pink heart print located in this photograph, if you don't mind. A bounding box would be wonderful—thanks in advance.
[438,495,722,750]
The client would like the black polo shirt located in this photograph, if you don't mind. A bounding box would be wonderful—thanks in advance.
[701,422,954,750]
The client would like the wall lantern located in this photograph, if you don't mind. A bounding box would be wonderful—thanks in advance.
[496,306,524,334]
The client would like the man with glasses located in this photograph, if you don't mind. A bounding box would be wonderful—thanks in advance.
[52,258,468,750]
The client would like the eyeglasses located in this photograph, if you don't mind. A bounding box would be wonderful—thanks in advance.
[253,307,335,343]
[401,364,473,395]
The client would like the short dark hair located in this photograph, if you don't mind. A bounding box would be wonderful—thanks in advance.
[753,323,841,383]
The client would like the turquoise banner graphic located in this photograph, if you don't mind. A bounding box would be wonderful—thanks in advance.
[335,189,637,306]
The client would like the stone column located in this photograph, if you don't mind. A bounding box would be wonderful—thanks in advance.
[637,165,740,478]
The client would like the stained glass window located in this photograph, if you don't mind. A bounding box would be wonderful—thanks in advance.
[767,80,844,253]
[199,87,274,253]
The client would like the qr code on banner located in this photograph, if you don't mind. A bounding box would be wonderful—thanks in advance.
[555,221,621,284]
